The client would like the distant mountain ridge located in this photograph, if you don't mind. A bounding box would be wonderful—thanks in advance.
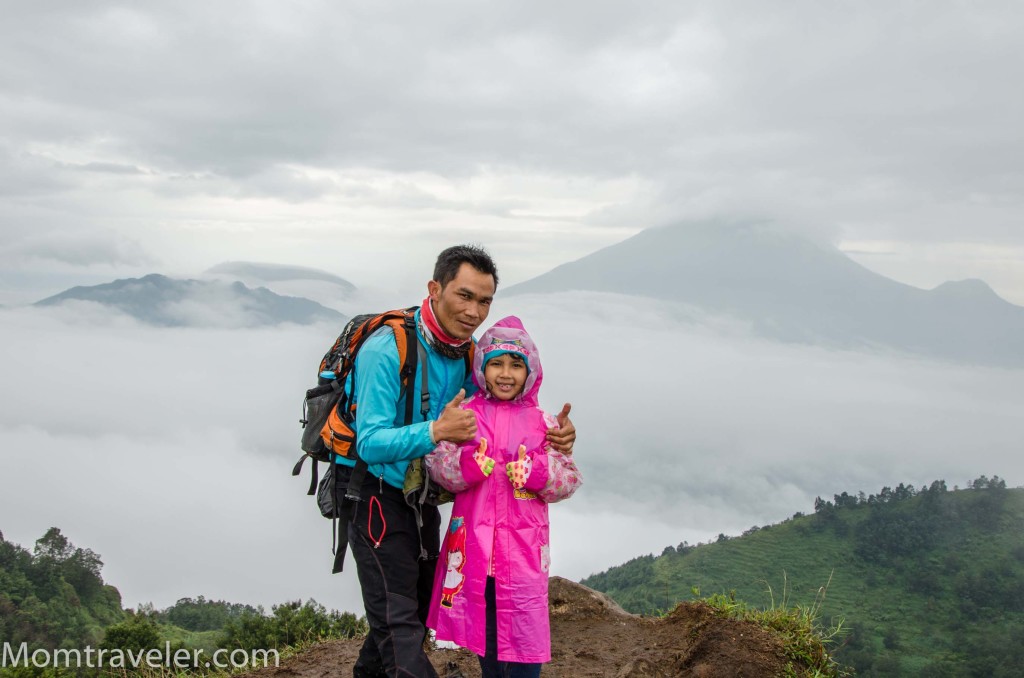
[505,222,1024,367]
[35,273,344,327]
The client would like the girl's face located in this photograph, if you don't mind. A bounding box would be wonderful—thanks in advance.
[484,353,528,401]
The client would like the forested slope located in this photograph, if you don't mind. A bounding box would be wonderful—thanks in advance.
[0,528,124,649]
[583,478,1024,676]
[0,528,364,674]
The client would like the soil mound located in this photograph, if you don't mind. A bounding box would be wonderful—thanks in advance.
[249,577,809,677]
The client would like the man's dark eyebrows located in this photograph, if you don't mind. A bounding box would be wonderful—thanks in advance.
[455,286,493,303]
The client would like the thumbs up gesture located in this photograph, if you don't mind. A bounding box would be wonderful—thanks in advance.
[556,402,572,428]
[433,389,478,443]
[445,388,467,412]
[473,438,495,477]
[506,445,533,490]
[545,402,576,454]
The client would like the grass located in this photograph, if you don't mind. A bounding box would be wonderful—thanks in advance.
[694,571,849,678]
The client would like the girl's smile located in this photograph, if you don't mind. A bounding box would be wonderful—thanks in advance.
[484,353,528,401]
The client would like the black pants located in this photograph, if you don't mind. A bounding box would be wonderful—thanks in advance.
[347,471,441,678]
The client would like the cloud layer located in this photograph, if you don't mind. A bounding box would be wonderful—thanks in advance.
[3,293,1021,613]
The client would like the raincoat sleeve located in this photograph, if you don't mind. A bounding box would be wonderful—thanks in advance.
[426,438,491,493]
[534,410,583,503]
[534,450,582,503]
[353,332,434,464]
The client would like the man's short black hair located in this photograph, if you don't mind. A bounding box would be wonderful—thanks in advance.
[433,244,499,289]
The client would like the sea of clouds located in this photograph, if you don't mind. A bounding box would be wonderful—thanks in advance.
[2,292,1022,615]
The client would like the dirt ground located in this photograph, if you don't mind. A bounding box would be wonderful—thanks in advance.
[249,577,807,677]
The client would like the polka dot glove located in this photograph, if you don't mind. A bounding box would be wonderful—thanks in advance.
[505,445,533,490]
[473,438,495,477]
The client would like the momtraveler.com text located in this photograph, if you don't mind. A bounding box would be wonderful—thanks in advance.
[2,642,280,670]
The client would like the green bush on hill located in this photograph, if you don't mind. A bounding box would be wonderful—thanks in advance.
[155,596,259,633]
[220,599,366,652]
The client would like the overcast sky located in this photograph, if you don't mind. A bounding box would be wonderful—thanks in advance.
[2,1,1024,617]
[2,1,1024,305]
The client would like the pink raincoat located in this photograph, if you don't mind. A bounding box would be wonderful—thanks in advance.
[426,316,582,663]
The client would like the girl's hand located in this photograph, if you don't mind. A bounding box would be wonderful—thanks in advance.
[473,438,495,477]
[506,445,533,490]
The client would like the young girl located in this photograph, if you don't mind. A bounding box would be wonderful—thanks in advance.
[426,316,582,678]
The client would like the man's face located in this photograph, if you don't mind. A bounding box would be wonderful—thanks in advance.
[428,262,496,340]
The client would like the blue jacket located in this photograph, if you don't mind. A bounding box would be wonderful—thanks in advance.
[334,308,477,490]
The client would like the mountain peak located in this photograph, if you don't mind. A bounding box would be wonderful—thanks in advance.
[35,274,343,327]
[506,220,870,298]
[931,278,1001,300]
[504,222,1024,367]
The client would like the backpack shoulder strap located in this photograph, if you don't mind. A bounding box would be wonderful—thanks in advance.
[464,342,474,380]
[382,309,420,425]
[341,307,420,499]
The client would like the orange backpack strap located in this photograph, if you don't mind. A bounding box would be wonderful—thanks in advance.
[382,310,419,426]
[341,308,419,487]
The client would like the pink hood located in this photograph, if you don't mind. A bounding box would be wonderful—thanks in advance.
[472,315,543,406]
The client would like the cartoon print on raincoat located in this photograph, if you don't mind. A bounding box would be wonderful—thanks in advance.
[425,316,582,664]
[441,517,468,608]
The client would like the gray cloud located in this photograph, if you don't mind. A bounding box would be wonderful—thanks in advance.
[0,144,77,197]
[3,1,1024,304]
[2,230,151,267]
[73,162,147,175]
[2,2,1021,222]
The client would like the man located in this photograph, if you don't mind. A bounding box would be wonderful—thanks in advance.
[335,245,576,677]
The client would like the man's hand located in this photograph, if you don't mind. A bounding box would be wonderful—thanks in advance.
[473,438,495,477]
[545,402,576,454]
[433,389,478,443]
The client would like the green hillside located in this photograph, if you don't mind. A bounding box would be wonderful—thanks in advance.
[0,529,365,675]
[0,528,125,649]
[582,478,1024,677]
